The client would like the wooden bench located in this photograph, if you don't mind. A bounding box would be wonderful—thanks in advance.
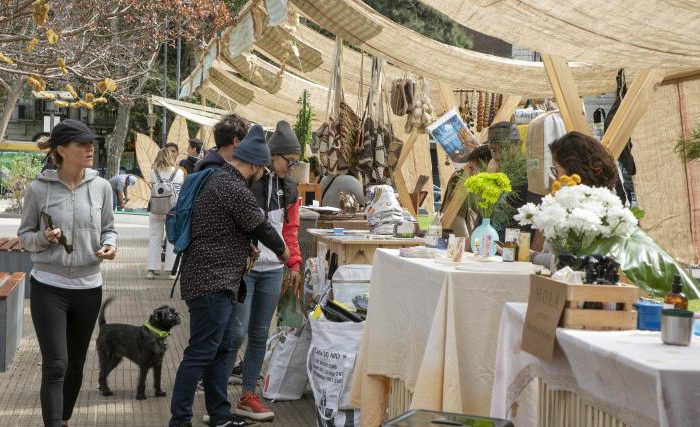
[0,238,32,298]
[0,272,25,371]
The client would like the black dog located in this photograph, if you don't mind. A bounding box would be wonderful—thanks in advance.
[97,297,181,400]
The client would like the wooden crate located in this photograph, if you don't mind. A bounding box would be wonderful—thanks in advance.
[561,281,638,331]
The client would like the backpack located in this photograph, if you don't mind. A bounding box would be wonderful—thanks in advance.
[150,169,179,215]
[165,168,222,254]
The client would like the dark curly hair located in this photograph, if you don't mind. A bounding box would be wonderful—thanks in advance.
[550,131,618,189]
[214,114,249,149]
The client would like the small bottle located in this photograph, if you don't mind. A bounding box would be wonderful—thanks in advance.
[517,232,531,262]
[502,229,519,262]
[664,275,688,310]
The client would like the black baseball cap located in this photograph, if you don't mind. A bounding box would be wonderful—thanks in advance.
[49,119,100,148]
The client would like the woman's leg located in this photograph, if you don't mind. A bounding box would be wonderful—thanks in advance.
[30,278,70,427]
[62,286,102,421]
[240,268,284,391]
[147,214,164,271]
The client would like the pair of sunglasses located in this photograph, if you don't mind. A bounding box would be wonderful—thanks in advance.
[40,212,73,253]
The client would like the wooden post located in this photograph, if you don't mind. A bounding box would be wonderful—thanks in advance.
[394,131,419,217]
[440,94,523,228]
[541,54,591,135]
[601,68,665,158]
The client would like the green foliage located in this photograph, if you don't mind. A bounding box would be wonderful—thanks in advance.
[464,172,511,217]
[3,155,43,213]
[363,0,473,49]
[491,144,528,229]
[674,125,700,162]
[631,207,646,220]
[293,90,313,161]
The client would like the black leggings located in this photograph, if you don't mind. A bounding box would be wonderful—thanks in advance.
[30,277,102,427]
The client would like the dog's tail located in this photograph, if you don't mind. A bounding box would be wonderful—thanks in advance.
[98,296,115,328]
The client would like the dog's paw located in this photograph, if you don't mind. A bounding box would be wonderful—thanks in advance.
[136,394,147,400]
[155,390,167,397]
[101,389,114,397]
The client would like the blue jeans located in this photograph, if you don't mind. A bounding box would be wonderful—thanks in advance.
[230,268,285,391]
[170,291,237,426]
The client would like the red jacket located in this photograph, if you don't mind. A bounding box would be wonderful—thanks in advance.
[282,197,302,272]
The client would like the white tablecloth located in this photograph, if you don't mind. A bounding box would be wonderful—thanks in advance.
[350,249,537,425]
[491,303,700,427]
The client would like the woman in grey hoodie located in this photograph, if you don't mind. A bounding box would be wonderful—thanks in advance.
[18,120,117,427]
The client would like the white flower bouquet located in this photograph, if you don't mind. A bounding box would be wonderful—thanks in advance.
[515,175,638,255]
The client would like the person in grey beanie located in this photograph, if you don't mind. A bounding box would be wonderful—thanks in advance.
[170,124,289,427]
[223,120,303,422]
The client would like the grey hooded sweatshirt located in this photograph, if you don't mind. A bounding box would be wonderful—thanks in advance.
[18,169,117,279]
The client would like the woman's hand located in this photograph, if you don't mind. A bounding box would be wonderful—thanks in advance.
[95,245,117,260]
[283,270,302,300]
[44,227,61,245]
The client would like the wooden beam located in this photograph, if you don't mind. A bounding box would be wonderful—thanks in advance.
[601,68,665,158]
[440,94,523,228]
[541,54,591,135]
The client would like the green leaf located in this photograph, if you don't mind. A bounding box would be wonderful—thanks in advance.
[584,230,699,299]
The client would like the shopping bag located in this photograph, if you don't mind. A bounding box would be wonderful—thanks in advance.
[307,314,365,426]
[278,287,305,329]
[331,264,371,308]
[262,325,311,401]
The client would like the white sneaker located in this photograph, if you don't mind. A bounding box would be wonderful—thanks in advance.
[169,274,177,280]
[202,414,210,425]
[146,270,155,280]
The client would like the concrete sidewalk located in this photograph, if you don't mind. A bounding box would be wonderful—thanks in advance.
[0,221,316,426]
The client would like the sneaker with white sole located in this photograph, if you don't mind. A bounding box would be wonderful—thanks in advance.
[213,414,247,427]
[234,391,275,421]
[145,270,155,280]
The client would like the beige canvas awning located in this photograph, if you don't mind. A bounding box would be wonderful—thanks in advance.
[417,0,700,69]
[290,0,629,96]
[151,95,230,127]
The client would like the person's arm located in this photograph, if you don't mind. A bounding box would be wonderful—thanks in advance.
[100,181,118,248]
[282,197,302,271]
[17,183,53,252]
[217,178,288,260]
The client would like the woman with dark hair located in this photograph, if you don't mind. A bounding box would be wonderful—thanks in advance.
[18,120,117,427]
[549,131,618,190]
[531,132,618,264]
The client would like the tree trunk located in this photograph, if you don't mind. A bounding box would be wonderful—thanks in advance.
[105,102,131,178]
[0,77,25,142]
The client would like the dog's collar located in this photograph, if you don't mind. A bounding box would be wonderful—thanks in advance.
[144,320,170,338]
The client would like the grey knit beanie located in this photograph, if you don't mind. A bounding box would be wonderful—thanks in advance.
[233,125,271,166]
[268,121,301,155]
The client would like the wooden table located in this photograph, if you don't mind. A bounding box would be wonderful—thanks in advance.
[306,230,423,265]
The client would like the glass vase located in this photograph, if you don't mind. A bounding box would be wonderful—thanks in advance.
[470,218,500,257]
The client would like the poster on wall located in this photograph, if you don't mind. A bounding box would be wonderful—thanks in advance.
[426,107,478,163]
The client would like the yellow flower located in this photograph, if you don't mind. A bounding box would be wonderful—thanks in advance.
[54,101,70,108]
[69,101,82,109]
[93,96,108,104]
[85,93,95,103]
[571,174,581,184]
[79,100,94,110]
[27,75,46,91]
[97,78,117,94]
[57,58,68,74]
[32,1,50,26]
[559,175,571,186]
[65,84,78,99]
[46,28,59,45]
[0,52,13,65]
[26,38,39,52]
[550,181,562,194]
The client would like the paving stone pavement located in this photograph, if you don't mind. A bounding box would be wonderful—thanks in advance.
[0,235,317,427]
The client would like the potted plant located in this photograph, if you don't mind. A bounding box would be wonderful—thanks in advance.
[464,172,512,256]
[291,90,314,184]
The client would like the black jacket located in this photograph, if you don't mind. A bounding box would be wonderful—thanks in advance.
[194,149,225,172]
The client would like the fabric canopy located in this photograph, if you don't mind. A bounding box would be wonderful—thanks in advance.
[417,0,700,68]
[151,96,229,127]
[290,0,629,96]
